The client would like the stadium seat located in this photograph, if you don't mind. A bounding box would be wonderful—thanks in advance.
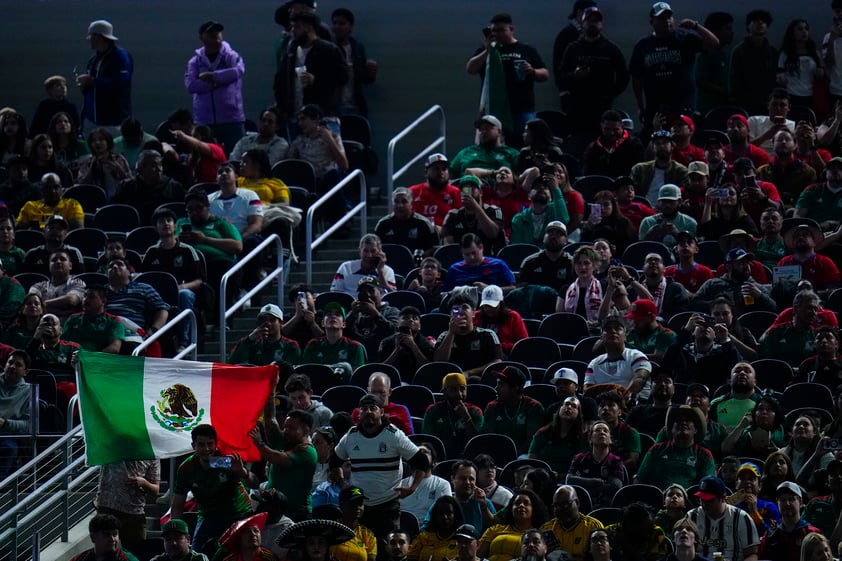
[383,290,427,314]
[93,204,140,233]
[350,363,402,390]
[463,433,517,467]
[538,312,590,344]
[125,226,160,254]
[408,433,446,463]
[414,362,462,392]
[509,337,562,368]
[621,241,673,268]
[496,243,539,273]
[64,227,108,258]
[135,271,180,308]
[498,458,554,488]
[65,184,107,213]
[272,159,316,191]
[466,384,497,411]
[381,244,417,277]
[611,484,663,511]
[320,385,366,414]
[391,385,436,418]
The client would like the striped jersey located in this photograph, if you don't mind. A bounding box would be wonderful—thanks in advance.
[687,504,760,561]
[334,423,419,506]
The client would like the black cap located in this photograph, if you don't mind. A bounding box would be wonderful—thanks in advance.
[686,383,710,398]
[338,486,366,503]
[359,393,384,408]
[198,21,224,34]
[569,0,597,19]
[455,524,481,540]
[496,366,527,388]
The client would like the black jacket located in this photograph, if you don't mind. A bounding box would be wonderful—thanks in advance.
[274,39,347,118]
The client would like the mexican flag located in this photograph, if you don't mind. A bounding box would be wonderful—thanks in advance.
[77,351,277,466]
[479,41,513,134]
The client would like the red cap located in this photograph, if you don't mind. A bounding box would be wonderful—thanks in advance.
[624,299,658,320]
[677,115,695,132]
[727,114,749,127]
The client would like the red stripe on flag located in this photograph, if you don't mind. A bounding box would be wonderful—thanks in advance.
[210,363,277,462]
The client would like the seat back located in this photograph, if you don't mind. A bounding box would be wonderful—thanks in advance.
[538,312,590,344]
[350,363,402,390]
[509,337,562,368]
[572,175,614,203]
[383,290,427,314]
[498,458,554,488]
[320,385,366,414]
[390,385,436,418]
[272,159,316,191]
[420,313,449,339]
[15,229,46,252]
[125,226,160,254]
[340,115,372,146]
[381,244,417,277]
[64,227,108,258]
[463,434,517,467]
[408,433,446,462]
[314,292,355,313]
[135,271,180,308]
[433,244,463,269]
[466,384,497,411]
[496,243,539,273]
[522,384,558,408]
[93,204,141,233]
[65,184,107,213]
[414,362,462,392]
[621,241,673,268]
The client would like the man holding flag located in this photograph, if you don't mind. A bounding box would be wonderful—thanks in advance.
[75,351,277,552]
[466,13,548,146]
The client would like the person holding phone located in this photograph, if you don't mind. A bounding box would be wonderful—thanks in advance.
[378,306,434,382]
[748,89,797,156]
[433,298,502,378]
[170,424,257,549]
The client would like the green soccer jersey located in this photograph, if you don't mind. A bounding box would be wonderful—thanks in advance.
[173,454,252,520]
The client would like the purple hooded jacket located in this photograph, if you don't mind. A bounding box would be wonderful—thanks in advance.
[184,41,245,125]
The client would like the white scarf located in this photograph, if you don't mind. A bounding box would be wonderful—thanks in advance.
[647,277,667,312]
[564,276,603,323]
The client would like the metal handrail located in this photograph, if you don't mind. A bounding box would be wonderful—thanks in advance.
[132,308,197,360]
[386,105,446,211]
[219,233,284,362]
[305,169,367,286]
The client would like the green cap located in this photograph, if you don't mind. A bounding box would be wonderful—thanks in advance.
[324,301,346,319]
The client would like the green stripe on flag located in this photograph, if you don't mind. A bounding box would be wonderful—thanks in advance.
[78,351,154,464]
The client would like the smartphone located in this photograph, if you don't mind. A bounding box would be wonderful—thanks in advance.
[702,317,717,328]
[773,115,786,125]
[461,186,473,195]
[209,455,232,469]
[181,224,192,233]
[451,306,462,316]
[589,203,602,221]
[297,291,307,306]
[715,188,730,199]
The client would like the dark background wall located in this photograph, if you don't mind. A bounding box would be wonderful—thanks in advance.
[0,1,830,187]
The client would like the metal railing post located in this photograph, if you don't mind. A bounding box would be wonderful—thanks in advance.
[131,308,198,361]
[304,170,367,286]
[219,234,285,362]
[386,105,446,212]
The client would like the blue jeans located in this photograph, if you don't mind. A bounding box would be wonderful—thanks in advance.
[178,288,196,345]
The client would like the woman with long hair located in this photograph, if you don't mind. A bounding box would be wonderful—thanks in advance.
[567,420,628,508]
[800,532,834,561]
[473,285,528,357]
[528,396,588,475]
[27,134,73,187]
[592,238,623,281]
[521,468,557,514]
[237,148,289,204]
[2,293,46,348]
[76,127,131,200]
[0,215,25,277]
[777,19,824,111]
[579,191,637,255]
[484,166,529,237]
[557,246,604,330]
[0,112,30,164]
[407,495,463,561]
[759,450,798,502]
[783,413,835,493]
[605,502,670,561]
[698,184,759,240]
[517,118,564,173]
[722,396,786,458]
[47,111,89,168]
[551,161,584,233]
[478,489,550,561]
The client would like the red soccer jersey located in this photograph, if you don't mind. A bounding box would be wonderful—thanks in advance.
[409,182,463,226]
[619,202,656,230]
[776,253,841,290]
[673,144,706,167]
[665,263,714,293]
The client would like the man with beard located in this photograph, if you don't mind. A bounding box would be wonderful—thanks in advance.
[387,530,411,561]
[661,312,741,400]
[621,299,676,363]
[626,369,676,436]
[449,116,519,178]
[629,3,718,140]
[694,248,776,315]
[510,174,570,246]
[638,185,698,250]
[630,131,690,205]
[409,153,463,232]
[557,8,629,137]
[582,111,646,178]
[756,130,817,206]
[514,530,550,561]
[330,233,397,297]
[709,363,762,432]
[724,115,771,168]
[152,519,207,561]
[702,134,736,191]
[273,12,346,127]
[686,476,760,561]
[22,214,84,276]
[331,393,430,539]
[539,486,603,561]
[622,252,690,320]
[423,373,483,459]
[760,290,824,367]
[796,156,842,230]
[230,107,289,165]
[442,177,506,255]
[665,232,714,295]
[650,115,704,167]
[758,483,821,561]
[374,187,439,253]
[776,220,840,294]
[636,405,715,489]
[518,221,575,292]
[113,150,185,225]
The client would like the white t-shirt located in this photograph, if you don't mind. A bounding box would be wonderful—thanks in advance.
[585,348,652,399]
[748,115,796,155]
[208,188,263,234]
[823,33,842,95]
[778,52,818,97]
[398,474,452,522]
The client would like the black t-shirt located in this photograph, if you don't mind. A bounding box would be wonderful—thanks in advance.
[374,213,440,252]
[629,29,704,114]
[435,327,502,372]
[141,242,205,284]
[519,250,574,292]
[378,332,435,382]
[442,206,506,255]
[473,41,547,113]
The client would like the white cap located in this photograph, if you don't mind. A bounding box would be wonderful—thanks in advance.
[552,368,579,384]
[258,303,283,321]
[480,285,504,308]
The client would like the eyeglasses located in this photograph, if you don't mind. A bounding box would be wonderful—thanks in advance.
[590,535,608,543]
